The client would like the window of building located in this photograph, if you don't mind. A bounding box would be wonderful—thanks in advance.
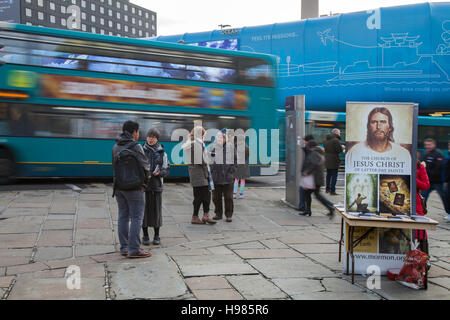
[124,4,128,11]
[132,17,135,24]
[100,29,105,34]
[132,7,135,14]
[117,23,121,30]
[38,12,44,20]
[108,9,112,16]
[81,12,86,20]
[61,18,66,26]
[117,2,121,9]
[50,2,55,10]
[25,8,32,17]
[145,22,149,28]
[139,30,142,36]
[132,27,135,34]
[152,15,155,21]
[151,25,155,30]
[124,15,128,22]
[91,16,96,23]
[91,27,96,33]
[100,7,104,14]
[145,32,149,37]
[138,20,142,27]
[124,25,128,32]
[108,0,112,5]
[91,3,95,11]
[71,0,76,5]
[38,0,43,7]
[81,0,86,8]
[61,6,66,14]
[25,0,31,3]
[145,12,149,18]
[50,15,56,23]
[138,9,142,16]
[108,21,113,27]
[117,12,120,19]
[100,18,104,25]
[82,24,86,31]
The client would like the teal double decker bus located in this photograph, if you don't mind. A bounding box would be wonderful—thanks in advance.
[0,23,278,182]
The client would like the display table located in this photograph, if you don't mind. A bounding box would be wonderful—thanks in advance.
[335,206,439,285]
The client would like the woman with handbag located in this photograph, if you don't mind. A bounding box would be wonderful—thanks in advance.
[416,151,431,253]
[300,140,335,218]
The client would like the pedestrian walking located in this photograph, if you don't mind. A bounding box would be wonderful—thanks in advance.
[142,128,170,246]
[182,126,216,225]
[297,135,315,212]
[112,120,151,258]
[233,134,250,199]
[300,139,335,218]
[415,150,431,251]
[324,128,343,195]
[421,138,449,219]
[210,129,237,222]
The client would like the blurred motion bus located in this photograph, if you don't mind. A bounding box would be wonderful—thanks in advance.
[0,23,278,182]
[283,110,450,165]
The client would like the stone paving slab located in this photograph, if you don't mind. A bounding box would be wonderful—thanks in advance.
[226,275,289,300]
[6,262,50,276]
[0,276,15,288]
[108,253,189,300]
[75,229,114,245]
[191,288,243,300]
[247,258,337,279]
[185,276,232,291]
[8,277,106,300]
[34,247,73,262]
[0,223,41,234]
[38,230,73,247]
[0,208,48,218]
[234,249,304,259]
[0,234,37,249]
[75,245,116,257]
[43,220,74,230]
[228,241,266,250]
[289,243,340,254]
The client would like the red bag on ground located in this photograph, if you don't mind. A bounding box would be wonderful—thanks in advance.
[396,249,429,290]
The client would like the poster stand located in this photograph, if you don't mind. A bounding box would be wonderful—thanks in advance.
[339,102,439,287]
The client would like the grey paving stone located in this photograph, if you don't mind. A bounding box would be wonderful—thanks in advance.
[429,277,450,289]
[75,229,114,245]
[234,249,304,259]
[227,275,288,299]
[247,258,336,279]
[8,277,105,300]
[192,288,243,300]
[289,243,340,254]
[34,247,73,262]
[0,208,48,218]
[0,216,45,225]
[78,200,106,209]
[49,207,76,214]
[108,254,189,300]
[77,208,109,219]
[179,263,258,278]
[291,291,380,300]
[43,220,74,230]
[229,241,266,250]
[0,223,41,234]
[260,239,289,249]
[185,276,231,291]
[0,276,15,288]
[76,219,111,229]
[304,253,344,272]
[38,230,73,247]
[75,245,116,257]
[0,234,37,249]
[272,278,325,296]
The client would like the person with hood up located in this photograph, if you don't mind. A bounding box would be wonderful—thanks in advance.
[300,140,336,218]
[142,128,170,246]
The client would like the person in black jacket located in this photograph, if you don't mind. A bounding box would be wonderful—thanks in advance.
[300,140,335,218]
[142,128,170,246]
[421,138,449,218]
[324,129,343,196]
[112,121,151,259]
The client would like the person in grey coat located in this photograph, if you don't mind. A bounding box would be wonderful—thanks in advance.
[300,140,335,218]
[182,126,216,225]
[209,129,237,222]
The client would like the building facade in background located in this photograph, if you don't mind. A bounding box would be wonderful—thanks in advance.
[0,0,156,38]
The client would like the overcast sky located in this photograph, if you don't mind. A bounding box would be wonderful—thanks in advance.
[131,0,441,36]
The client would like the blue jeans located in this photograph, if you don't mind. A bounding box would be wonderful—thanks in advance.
[115,189,145,255]
[326,169,338,193]
[422,183,449,214]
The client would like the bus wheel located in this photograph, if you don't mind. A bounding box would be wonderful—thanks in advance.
[0,152,15,184]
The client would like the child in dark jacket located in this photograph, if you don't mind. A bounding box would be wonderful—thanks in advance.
[142,128,170,246]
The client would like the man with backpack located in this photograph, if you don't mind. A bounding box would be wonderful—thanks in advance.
[112,121,151,259]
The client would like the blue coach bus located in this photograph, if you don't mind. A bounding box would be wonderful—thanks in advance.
[0,23,279,182]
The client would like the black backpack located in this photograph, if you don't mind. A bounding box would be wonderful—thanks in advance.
[113,143,146,192]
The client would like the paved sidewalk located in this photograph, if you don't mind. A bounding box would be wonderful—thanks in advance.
[0,183,449,300]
